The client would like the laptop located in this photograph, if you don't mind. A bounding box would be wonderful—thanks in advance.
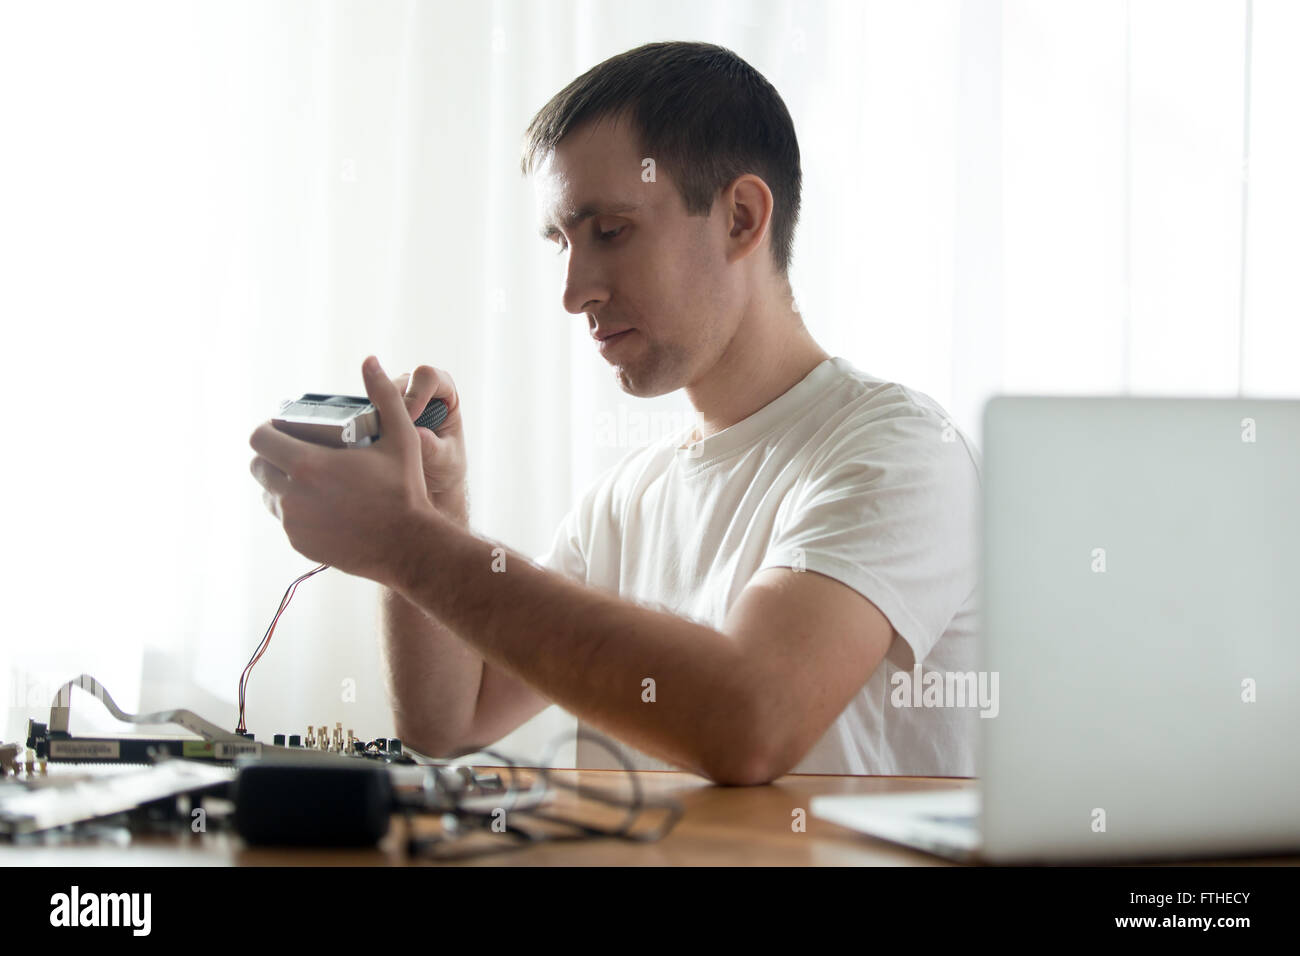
[812,396,1300,863]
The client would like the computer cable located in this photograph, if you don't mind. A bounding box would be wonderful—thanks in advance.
[401,728,684,862]
[236,562,329,734]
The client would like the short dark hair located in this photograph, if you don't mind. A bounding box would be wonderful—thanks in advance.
[520,41,802,276]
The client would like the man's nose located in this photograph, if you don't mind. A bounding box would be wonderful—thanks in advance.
[561,248,607,316]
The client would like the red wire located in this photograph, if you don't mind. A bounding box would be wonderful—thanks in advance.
[237,563,329,733]
[240,564,327,721]
[238,566,323,731]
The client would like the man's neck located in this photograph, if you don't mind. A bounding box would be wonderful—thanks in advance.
[684,292,831,441]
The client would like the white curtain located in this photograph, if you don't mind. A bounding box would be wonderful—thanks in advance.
[1,0,1294,766]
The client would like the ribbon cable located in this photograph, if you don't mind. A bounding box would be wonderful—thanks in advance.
[47,674,246,742]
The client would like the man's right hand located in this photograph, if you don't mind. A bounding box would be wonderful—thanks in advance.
[391,365,468,519]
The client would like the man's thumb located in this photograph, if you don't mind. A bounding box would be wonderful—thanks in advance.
[415,423,439,455]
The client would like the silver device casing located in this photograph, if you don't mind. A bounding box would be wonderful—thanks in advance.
[272,394,382,448]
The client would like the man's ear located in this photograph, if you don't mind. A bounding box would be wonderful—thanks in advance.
[723,173,774,266]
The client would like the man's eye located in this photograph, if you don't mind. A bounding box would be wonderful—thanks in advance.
[553,226,623,255]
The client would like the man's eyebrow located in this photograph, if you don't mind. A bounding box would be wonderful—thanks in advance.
[538,201,642,240]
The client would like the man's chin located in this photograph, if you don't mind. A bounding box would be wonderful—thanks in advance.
[612,363,677,399]
[606,341,688,397]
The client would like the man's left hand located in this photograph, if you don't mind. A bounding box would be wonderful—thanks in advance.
[249,354,437,587]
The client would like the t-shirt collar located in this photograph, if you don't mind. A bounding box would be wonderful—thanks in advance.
[674,357,843,469]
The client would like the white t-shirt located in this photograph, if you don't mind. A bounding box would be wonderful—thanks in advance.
[535,356,982,776]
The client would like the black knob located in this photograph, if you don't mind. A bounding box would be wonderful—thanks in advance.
[288,734,301,747]
[414,399,448,431]
[273,734,286,746]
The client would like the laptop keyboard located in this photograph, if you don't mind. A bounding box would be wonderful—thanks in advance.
[924,813,978,830]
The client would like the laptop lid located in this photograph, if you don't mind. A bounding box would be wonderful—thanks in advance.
[979,396,1300,862]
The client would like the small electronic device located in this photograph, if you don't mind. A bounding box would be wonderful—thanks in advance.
[272,394,448,448]
[23,676,415,768]
[233,759,393,846]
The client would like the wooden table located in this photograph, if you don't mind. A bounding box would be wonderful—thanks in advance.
[4,768,1294,865]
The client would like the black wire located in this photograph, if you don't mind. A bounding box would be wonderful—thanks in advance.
[237,562,329,732]
[402,728,684,862]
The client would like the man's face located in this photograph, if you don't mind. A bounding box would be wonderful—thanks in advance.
[533,113,740,397]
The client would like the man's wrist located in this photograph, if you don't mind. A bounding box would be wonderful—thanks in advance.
[388,503,459,603]
[388,505,434,599]
[431,485,470,528]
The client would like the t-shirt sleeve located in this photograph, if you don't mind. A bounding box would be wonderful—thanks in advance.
[533,498,588,583]
[758,402,981,671]
[532,459,624,585]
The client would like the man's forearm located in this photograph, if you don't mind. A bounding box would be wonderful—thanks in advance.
[388,508,767,783]
[379,588,483,757]
[378,496,483,757]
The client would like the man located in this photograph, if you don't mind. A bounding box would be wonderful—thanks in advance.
[249,41,981,785]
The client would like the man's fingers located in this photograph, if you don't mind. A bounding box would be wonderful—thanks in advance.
[406,364,459,420]
[362,355,413,445]
[250,456,291,521]
[386,361,457,429]
[249,421,320,479]
[250,455,292,496]
[398,370,428,421]
[261,489,282,521]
